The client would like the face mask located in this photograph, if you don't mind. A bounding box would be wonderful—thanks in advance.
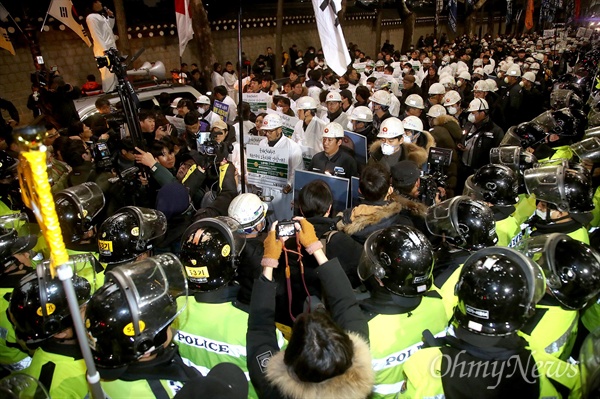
[468,113,476,123]
[504,77,510,84]
[403,68,411,74]
[535,209,547,220]
[381,142,396,155]
[447,106,457,115]
[339,84,349,90]
[403,135,412,144]
[276,106,283,113]
[519,81,525,87]
[456,80,463,87]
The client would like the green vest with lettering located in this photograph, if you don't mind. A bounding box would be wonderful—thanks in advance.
[23,347,88,398]
[173,297,258,398]
[368,296,448,399]
[496,215,523,247]
[400,345,580,399]
[0,287,31,370]
[518,304,578,360]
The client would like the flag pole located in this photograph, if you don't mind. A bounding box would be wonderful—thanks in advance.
[0,1,26,36]
[237,0,246,194]
[40,0,52,32]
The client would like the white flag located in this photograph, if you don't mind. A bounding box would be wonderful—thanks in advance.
[312,0,351,76]
[0,3,9,22]
[175,0,193,57]
[48,0,91,47]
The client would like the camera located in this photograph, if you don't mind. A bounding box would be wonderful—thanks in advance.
[90,142,113,170]
[198,140,218,156]
[276,220,297,238]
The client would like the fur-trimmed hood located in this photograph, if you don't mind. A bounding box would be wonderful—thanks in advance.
[265,332,374,399]
[337,196,426,237]
[369,140,428,167]
[432,114,463,142]
[420,130,436,153]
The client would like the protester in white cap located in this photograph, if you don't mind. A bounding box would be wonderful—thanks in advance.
[308,122,358,178]
[259,113,304,221]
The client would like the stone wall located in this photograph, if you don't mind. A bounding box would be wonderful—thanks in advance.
[0,18,493,125]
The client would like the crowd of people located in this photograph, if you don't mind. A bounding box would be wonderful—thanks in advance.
[1,24,600,398]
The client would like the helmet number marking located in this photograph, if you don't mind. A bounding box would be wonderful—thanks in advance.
[98,240,113,253]
[185,266,209,279]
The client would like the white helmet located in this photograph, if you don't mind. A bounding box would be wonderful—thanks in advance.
[195,95,211,105]
[522,72,536,82]
[325,91,342,102]
[442,90,461,106]
[296,96,318,110]
[473,58,483,67]
[428,83,446,95]
[467,98,489,112]
[404,94,425,109]
[374,77,391,91]
[349,106,373,122]
[483,65,494,76]
[458,71,471,81]
[427,104,447,118]
[322,122,345,138]
[262,114,283,130]
[473,67,484,76]
[507,64,521,77]
[422,57,431,65]
[485,79,498,92]
[170,97,183,108]
[473,80,489,92]
[530,62,541,71]
[378,117,404,138]
[439,75,456,88]
[402,116,424,132]
[375,60,385,67]
[228,193,268,231]
[369,90,391,107]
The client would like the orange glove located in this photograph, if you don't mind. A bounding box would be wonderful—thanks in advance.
[297,218,322,255]
[261,230,282,268]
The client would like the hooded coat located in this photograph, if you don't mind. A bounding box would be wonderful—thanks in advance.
[429,114,463,197]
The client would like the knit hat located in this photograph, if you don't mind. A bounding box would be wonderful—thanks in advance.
[156,182,190,220]
[391,160,420,188]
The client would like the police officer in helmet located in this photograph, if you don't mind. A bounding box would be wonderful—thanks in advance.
[516,233,600,359]
[97,206,167,272]
[8,257,95,398]
[426,196,499,318]
[400,247,580,398]
[463,164,522,247]
[358,225,448,398]
[85,254,202,397]
[174,216,258,396]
